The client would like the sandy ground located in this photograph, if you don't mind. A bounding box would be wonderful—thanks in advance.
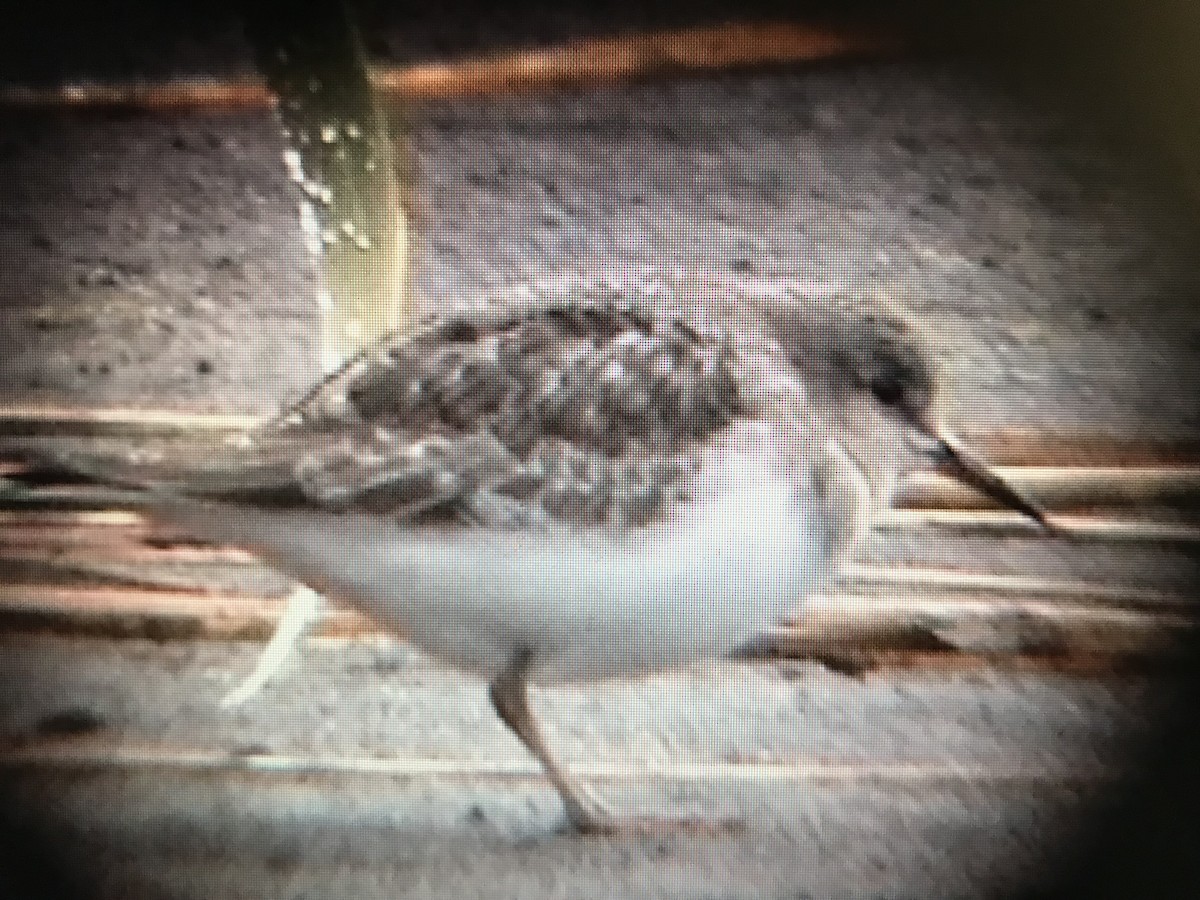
[1,65,1199,435]
[1,7,1199,900]
[0,634,1172,900]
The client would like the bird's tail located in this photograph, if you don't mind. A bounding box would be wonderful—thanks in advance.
[0,432,325,560]
[0,438,164,508]
[0,429,305,509]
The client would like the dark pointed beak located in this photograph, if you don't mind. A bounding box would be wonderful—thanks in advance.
[915,416,1056,532]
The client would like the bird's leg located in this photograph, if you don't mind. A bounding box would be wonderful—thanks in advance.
[488,650,745,836]
[489,649,612,833]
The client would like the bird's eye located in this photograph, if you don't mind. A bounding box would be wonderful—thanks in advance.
[869,375,903,406]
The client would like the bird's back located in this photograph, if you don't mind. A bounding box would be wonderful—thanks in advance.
[11,293,797,533]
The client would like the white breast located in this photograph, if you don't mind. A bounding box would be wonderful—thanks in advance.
[155,425,843,682]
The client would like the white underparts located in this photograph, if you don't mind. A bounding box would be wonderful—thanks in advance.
[157,429,842,682]
[809,438,872,566]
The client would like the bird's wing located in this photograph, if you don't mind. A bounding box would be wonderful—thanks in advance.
[266,296,746,527]
[12,296,751,530]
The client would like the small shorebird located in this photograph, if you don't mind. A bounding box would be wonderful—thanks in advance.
[9,280,1052,834]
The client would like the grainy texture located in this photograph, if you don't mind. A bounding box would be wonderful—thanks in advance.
[259,295,745,528]
[29,286,935,529]
[2,66,1199,438]
[0,7,1198,897]
[0,634,1171,900]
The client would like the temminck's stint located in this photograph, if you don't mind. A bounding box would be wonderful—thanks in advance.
[8,281,1053,834]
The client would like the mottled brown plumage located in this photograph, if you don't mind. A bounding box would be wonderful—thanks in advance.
[70,286,937,532]
[265,297,744,529]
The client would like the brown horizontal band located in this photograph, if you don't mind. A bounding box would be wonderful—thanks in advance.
[3,404,1196,464]
[0,740,1112,785]
[0,579,1189,671]
[0,23,903,110]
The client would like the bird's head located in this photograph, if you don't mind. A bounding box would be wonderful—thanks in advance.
[754,293,1053,530]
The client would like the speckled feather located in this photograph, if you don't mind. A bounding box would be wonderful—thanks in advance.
[250,298,753,529]
[3,283,1056,832]
[19,287,935,537]
[8,283,973,686]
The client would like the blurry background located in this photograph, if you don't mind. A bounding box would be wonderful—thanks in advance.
[0,1,1198,898]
